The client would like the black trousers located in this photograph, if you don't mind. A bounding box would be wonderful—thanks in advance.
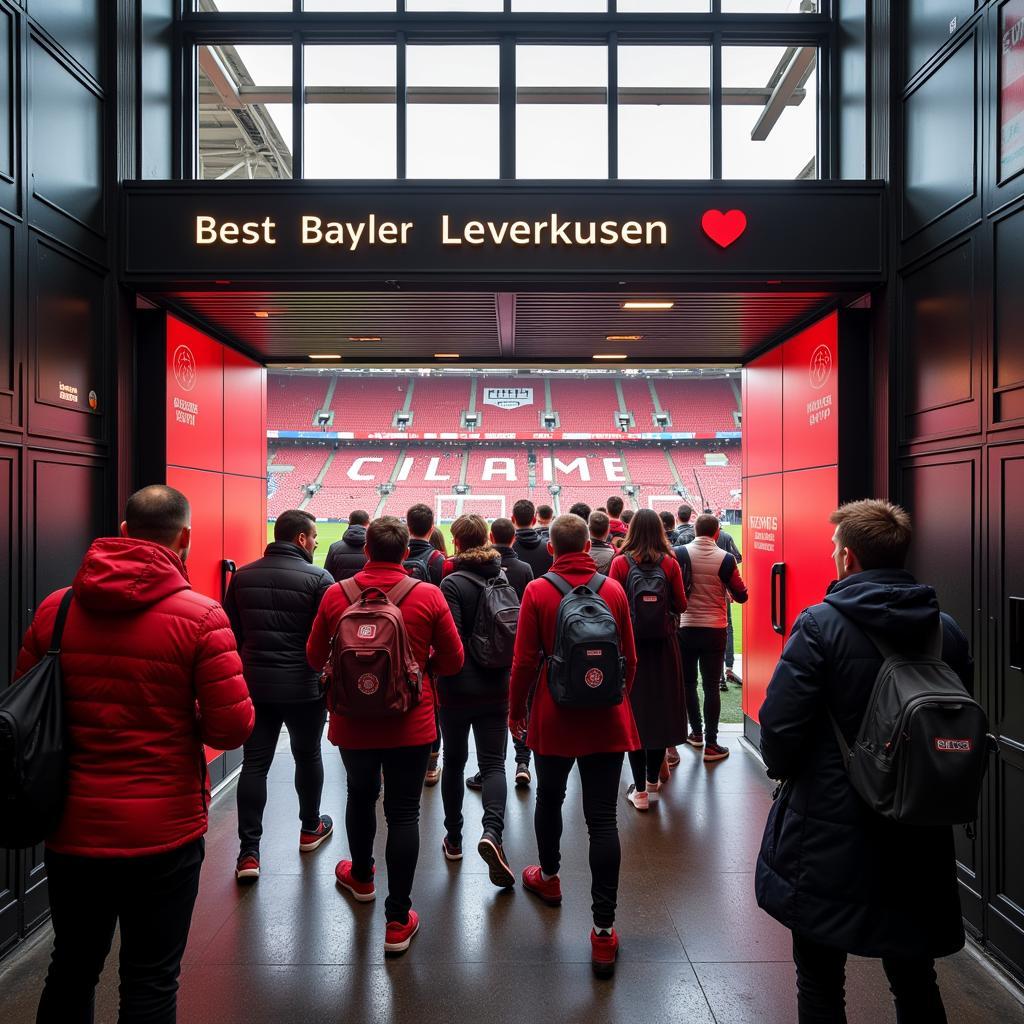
[512,732,532,767]
[341,744,431,924]
[534,751,624,930]
[627,748,665,789]
[792,933,948,1024]
[440,704,509,845]
[236,699,327,853]
[725,603,735,670]
[37,839,204,1024]
[679,626,727,745]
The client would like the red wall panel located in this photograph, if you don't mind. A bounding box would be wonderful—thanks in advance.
[782,311,839,473]
[166,466,223,604]
[166,317,223,473]
[743,345,783,478]
[224,473,266,571]
[782,465,839,631]
[224,348,266,479]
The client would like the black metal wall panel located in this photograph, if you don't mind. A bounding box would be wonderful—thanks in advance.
[992,202,1024,427]
[26,0,102,82]
[0,216,13,427]
[0,5,16,218]
[906,0,978,79]
[141,0,173,181]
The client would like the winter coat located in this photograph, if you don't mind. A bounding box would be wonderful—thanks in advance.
[671,523,695,546]
[223,542,334,703]
[513,527,554,579]
[15,538,254,858]
[676,535,748,629]
[589,538,616,573]
[493,544,534,600]
[406,537,445,585]
[717,531,742,563]
[509,551,639,758]
[438,547,510,710]
[608,553,689,748]
[306,561,463,750]
[755,569,972,959]
[607,518,628,539]
[324,524,368,582]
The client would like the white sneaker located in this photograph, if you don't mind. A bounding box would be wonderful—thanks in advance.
[647,781,661,803]
[626,785,650,811]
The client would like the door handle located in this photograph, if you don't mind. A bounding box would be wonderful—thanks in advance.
[221,559,237,602]
[770,562,786,636]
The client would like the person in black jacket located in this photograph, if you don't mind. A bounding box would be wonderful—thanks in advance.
[224,509,335,881]
[323,509,369,581]
[511,498,553,578]
[755,499,972,1023]
[437,514,516,889]
[406,503,445,586]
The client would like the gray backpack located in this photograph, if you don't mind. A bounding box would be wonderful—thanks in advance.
[450,569,520,669]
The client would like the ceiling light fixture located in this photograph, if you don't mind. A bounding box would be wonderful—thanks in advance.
[593,354,627,361]
[348,335,382,342]
[605,335,644,342]
[253,310,270,318]
[434,353,460,359]
[621,301,674,310]
[308,354,341,360]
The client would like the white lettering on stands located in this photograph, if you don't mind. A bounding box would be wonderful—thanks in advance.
[195,215,276,245]
[542,456,590,482]
[483,458,517,481]
[603,457,626,482]
[424,457,450,482]
[348,457,383,481]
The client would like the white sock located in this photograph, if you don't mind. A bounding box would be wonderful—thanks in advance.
[594,926,612,936]
[541,870,556,882]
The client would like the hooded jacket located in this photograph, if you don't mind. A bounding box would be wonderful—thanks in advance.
[307,560,463,749]
[223,541,333,703]
[492,544,534,600]
[406,537,445,585]
[589,537,616,573]
[324,524,368,582]
[512,526,553,579]
[509,551,639,758]
[14,538,255,858]
[755,569,972,959]
[607,518,628,539]
[438,547,510,709]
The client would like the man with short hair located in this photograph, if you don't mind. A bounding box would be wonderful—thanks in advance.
[512,498,553,578]
[324,509,370,581]
[307,515,464,955]
[19,485,254,1022]
[225,508,335,882]
[535,504,554,541]
[509,514,638,977]
[588,511,616,572]
[405,503,445,585]
[672,504,695,546]
[676,513,748,763]
[717,528,743,689]
[659,510,676,536]
[756,500,972,1022]
[605,496,628,540]
[568,501,592,522]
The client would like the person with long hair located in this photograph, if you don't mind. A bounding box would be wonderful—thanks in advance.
[608,509,688,811]
[429,526,448,558]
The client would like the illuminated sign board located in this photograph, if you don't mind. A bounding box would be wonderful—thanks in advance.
[122,183,885,285]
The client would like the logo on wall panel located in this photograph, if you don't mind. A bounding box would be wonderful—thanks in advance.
[483,387,533,410]
[172,344,198,392]
[809,345,833,390]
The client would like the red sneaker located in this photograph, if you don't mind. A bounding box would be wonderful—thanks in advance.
[299,814,334,852]
[384,910,420,954]
[591,928,619,978]
[235,853,260,882]
[521,865,562,906]
[335,860,376,902]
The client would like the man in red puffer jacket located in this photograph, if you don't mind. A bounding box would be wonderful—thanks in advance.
[15,485,254,1024]
[508,513,639,978]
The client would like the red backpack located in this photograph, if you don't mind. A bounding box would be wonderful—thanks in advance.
[321,577,423,718]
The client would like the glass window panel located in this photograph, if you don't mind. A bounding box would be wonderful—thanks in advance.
[722,44,818,179]
[617,1,709,10]
[303,1,396,11]
[512,0,607,11]
[517,45,608,178]
[407,0,502,9]
[304,45,397,178]
[407,45,499,178]
[197,43,292,180]
[722,1,819,11]
[199,1,291,10]
[618,46,711,179]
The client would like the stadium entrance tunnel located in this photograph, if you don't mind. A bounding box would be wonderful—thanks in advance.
[126,179,884,771]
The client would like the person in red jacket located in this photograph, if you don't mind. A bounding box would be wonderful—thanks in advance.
[15,484,254,1024]
[608,509,688,811]
[508,513,639,978]
[307,515,464,955]
[605,495,629,541]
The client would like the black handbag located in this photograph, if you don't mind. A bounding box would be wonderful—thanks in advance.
[0,590,73,848]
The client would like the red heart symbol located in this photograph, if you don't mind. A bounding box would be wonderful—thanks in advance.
[701,209,747,248]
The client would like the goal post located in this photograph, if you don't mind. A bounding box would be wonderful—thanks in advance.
[435,494,507,523]
[646,494,687,513]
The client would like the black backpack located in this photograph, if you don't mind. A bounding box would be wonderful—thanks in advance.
[0,590,73,848]
[830,621,991,827]
[542,573,626,708]
[450,569,520,669]
[624,556,673,640]
[403,548,437,582]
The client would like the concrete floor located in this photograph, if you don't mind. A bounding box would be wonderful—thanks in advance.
[3,726,1023,1023]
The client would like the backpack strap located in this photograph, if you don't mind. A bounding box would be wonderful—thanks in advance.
[864,619,944,662]
[339,578,363,605]
[587,573,607,593]
[47,589,75,655]
[542,571,572,598]
[387,575,420,607]
[448,569,484,588]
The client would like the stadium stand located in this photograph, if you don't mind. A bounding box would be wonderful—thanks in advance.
[621,378,660,431]
[303,447,401,519]
[474,377,542,433]
[267,447,331,517]
[653,379,739,434]
[622,447,675,486]
[405,377,472,432]
[327,376,412,433]
[549,378,619,432]
[267,376,330,430]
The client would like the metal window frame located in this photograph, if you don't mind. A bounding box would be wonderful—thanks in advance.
[177,4,833,182]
